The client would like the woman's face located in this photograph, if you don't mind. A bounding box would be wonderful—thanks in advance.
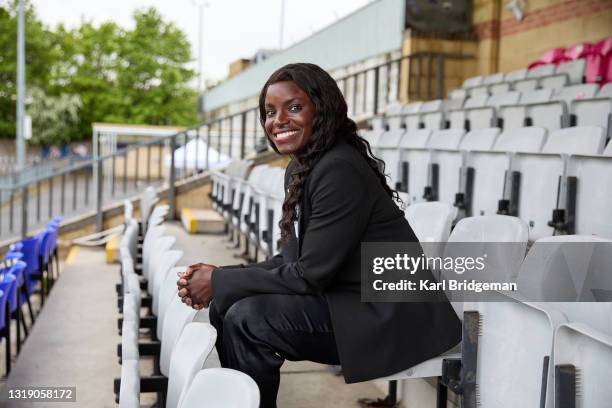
[264,81,315,155]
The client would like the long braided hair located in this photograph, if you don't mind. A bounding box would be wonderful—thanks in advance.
[258,63,400,242]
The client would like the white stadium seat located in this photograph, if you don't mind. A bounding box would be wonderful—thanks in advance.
[178,368,260,408]
[396,129,432,204]
[498,88,553,129]
[553,323,612,407]
[527,63,556,78]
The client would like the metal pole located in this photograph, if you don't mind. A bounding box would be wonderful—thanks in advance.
[168,135,177,220]
[16,0,26,171]
[20,186,28,238]
[279,0,286,49]
[194,1,208,92]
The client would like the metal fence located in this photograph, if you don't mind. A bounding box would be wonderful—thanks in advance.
[0,51,471,243]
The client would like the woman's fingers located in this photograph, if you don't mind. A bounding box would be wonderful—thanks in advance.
[178,288,189,297]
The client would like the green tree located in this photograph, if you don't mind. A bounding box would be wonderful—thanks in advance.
[0,1,56,138]
[0,3,198,144]
[27,87,81,146]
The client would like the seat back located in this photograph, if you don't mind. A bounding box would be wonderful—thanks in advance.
[541,126,604,155]
[405,202,456,258]
[504,68,528,82]
[167,322,217,408]
[473,300,567,408]
[555,59,587,84]
[160,297,197,375]
[553,323,612,406]
[397,130,432,204]
[178,368,260,408]
[527,63,556,78]
[568,154,612,238]
[152,250,184,315]
[500,89,553,130]
[146,236,176,284]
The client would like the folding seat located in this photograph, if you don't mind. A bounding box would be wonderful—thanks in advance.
[394,102,423,131]
[416,99,444,130]
[144,236,176,288]
[447,94,488,130]
[253,168,285,254]
[166,322,217,408]
[468,127,547,218]
[238,165,270,241]
[513,78,539,93]
[395,129,432,204]
[462,75,483,88]
[151,250,184,316]
[446,300,566,408]
[482,72,505,86]
[570,84,612,139]
[526,84,599,132]
[466,85,488,97]
[0,274,15,374]
[421,129,465,203]
[567,148,612,238]
[465,91,521,130]
[504,68,528,82]
[553,323,612,407]
[499,88,553,130]
[248,167,283,249]
[142,225,167,277]
[374,129,405,192]
[442,97,464,112]
[554,58,586,85]
[488,81,511,95]
[448,88,467,101]
[511,126,605,241]
[404,202,457,258]
[179,368,260,408]
[431,128,498,207]
[124,199,134,223]
[527,63,556,78]
[564,42,592,61]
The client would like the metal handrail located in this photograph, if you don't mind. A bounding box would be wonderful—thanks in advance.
[0,50,473,241]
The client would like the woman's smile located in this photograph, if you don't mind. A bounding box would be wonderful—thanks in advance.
[264,81,315,155]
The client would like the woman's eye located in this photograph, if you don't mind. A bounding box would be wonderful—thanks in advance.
[265,110,275,118]
[289,105,302,113]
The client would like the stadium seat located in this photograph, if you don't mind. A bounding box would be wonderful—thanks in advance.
[504,68,528,82]
[527,63,556,78]
[167,322,217,408]
[178,368,260,408]
[430,128,498,206]
[447,94,488,130]
[585,37,612,84]
[462,75,484,88]
[512,127,604,240]
[498,89,553,130]
[159,297,198,376]
[553,323,612,406]
[513,78,539,93]
[395,129,432,204]
[526,84,599,131]
[456,301,566,407]
[567,151,612,238]
[554,58,586,84]
[467,127,547,218]
[119,359,140,408]
[404,202,457,258]
[448,88,467,101]
[465,91,520,130]
[151,250,184,316]
[570,87,612,138]
[482,72,505,85]
[417,99,444,130]
[377,129,405,189]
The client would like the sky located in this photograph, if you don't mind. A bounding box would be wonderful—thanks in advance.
[24,0,372,87]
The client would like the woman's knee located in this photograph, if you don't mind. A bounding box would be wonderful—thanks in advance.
[223,296,269,334]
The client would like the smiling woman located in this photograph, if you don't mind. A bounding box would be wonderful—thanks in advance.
[177,63,462,408]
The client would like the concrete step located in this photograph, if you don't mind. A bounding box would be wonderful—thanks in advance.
[181,208,225,234]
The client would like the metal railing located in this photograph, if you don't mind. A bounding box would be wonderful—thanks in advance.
[0,51,472,243]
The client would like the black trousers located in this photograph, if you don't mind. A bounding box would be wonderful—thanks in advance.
[209,294,341,408]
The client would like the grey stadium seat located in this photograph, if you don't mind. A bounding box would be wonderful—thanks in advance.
[498,88,553,130]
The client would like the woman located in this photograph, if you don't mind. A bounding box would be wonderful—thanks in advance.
[178,63,461,407]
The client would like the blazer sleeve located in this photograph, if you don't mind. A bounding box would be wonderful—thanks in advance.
[211,157,372,314]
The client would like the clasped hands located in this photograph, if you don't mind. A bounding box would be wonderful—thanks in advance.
[176,262,216,310]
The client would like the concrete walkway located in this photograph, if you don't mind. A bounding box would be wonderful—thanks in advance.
[0,222,384,407]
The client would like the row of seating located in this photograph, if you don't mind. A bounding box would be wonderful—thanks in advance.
[379,210,612,407]
[115,187,259,408]
[0,218,61,377]
[209,157,612,406]
[377,83,612,137]
[457,37,612,97]
[364,126,612,241]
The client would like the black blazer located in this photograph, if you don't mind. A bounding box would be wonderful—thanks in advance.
[212,138,461,383]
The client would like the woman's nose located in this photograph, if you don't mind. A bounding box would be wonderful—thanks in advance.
[275,111,288,126]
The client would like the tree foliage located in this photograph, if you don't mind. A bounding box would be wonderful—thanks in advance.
[0,2,198,146]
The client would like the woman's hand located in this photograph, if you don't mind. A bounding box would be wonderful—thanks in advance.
[177,263,216,309]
